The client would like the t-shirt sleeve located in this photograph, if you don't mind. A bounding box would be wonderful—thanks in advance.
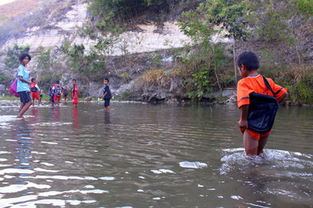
[17,66,24,77]
[268,78,288,99]
[237,79,253,109]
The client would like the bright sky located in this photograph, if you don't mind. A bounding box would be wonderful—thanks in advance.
[0,0,16,6]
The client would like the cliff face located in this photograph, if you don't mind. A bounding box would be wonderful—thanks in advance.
[0,0,199,102]
[0,1,191,56]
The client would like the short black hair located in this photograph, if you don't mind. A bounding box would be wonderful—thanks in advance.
[237,51,260,70]
[19,53,32,62]
[104,78,109,82]
[56,80,60,84]
[72,79,76,82]
[31,78,36,82]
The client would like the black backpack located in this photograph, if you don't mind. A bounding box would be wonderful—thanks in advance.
[247,76,279,134]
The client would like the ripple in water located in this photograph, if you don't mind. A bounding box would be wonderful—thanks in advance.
[220,148,313,205]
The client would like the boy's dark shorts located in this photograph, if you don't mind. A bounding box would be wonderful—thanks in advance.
[18,91,31,103]
[104,98,111,107]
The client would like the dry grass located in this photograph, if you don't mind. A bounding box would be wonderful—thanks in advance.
[137,69,171,86]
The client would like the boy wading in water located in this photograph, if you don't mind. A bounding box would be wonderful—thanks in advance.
[237,52,288,156]
[101,78,112,111]
[17,54,32,118]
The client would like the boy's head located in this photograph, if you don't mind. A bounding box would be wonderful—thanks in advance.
[104,78,109,85]
[237,51,260,77]
[56,80,60,84]
[72,79,76,84]
[19,53,31,66]
[31,78,36,83]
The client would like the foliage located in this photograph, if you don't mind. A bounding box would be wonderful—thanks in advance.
[0,71,9,84]
[60,40,110,81]
[260,65,313,104]
[296,0,313,16]
[4,44,30,70]
[119,72,130,80]
[89,0,173,24]
[180,43,230,100]
[151,54,163,66]
[35,48,65,90]
[36,48,53,72]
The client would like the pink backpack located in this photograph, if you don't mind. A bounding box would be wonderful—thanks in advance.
[8,76,19,97]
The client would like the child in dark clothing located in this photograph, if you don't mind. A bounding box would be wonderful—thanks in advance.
[101,78,112,111]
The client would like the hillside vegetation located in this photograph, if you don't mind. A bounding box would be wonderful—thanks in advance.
[1,0,313,104]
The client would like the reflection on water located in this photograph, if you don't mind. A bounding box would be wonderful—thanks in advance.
[14,120,34,182]
[0,102,312,207]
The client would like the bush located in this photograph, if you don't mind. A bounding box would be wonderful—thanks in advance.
[4,44,30,70]
[0,71,9,84]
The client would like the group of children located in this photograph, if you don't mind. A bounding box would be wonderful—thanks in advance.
[15,51,288,157]
[29,78,79,107]
[15,53,112,118]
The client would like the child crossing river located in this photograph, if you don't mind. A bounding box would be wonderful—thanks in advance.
[237,52,288,156]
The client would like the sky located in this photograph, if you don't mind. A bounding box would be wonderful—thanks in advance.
[0,0,16,6]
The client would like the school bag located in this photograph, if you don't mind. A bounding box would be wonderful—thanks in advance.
[54,85,62,96]
[247,76,279,134]
[8,79,19,97]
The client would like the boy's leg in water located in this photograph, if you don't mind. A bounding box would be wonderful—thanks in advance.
[243,131,258,155]
[17,102,32,118]
[257,135,269,155]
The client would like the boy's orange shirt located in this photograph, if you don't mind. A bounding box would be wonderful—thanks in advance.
[237,74,287,109]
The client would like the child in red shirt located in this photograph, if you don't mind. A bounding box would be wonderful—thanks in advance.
[71,79,78,107]
[237,52,288,156]
[30,78,41,106]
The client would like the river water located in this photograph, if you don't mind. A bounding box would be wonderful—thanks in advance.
[0,101,312,208]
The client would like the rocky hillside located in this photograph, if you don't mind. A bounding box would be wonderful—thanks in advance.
[0,0,312,104]
[0,0,194,56]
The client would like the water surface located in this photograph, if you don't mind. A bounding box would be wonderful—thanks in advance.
[0,101,312,207]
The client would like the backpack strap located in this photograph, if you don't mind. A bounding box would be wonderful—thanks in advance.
[262,75,277,95]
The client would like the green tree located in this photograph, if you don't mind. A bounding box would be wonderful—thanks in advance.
[0,71,9,84]
[4,44,30,70]
[60,39,112,81]
[35,47,58,87]
[296,0,313,17]
[179,0,248,84]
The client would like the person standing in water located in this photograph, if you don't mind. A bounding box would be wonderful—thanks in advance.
[52,80,63,105]
[30,78,41,106]
[71,79,79,108]
[237,51,288,156]
[62,87,68,103]
[101,78,112,111]
[49,85,55,105]
[17,53,32,118]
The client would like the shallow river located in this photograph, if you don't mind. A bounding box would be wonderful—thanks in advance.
[0,101,312,208]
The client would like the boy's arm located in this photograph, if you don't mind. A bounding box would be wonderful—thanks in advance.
[18,76,31,85]
[268,78,288,103]
[238,104,249,130]
[277,91,288,103]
